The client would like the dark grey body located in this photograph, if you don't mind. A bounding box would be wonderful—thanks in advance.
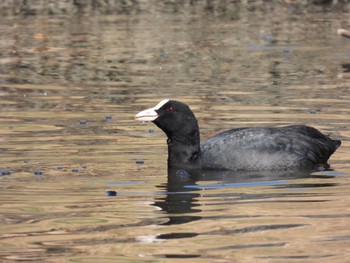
[199,125,340,171]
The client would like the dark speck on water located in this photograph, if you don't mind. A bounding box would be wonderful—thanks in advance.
[79,120,88,125]
[106,190,117,196]
[0,169,12,176]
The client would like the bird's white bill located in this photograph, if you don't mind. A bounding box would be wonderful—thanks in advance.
[135,108,158,121]
[135,99,169,121]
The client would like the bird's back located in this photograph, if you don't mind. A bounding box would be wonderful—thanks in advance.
[200,125,340,170]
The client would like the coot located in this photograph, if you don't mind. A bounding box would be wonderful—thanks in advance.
[135,100,341,171]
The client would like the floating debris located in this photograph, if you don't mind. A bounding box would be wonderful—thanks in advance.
[309,110,320,114]
[106,190,117,196]
[79,120,88,125]
[135,160,144,165]
[0,169,12,176]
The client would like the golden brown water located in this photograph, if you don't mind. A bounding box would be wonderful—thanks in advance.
[0,1,350,262]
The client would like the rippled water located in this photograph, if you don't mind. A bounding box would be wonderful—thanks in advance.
[0,1,350,262]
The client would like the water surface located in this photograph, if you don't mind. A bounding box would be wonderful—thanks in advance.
[0,1,350,262]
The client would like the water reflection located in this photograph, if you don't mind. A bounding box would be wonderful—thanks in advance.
[154,168,202,225]
[153,166,339,229]
[151,165,343,256]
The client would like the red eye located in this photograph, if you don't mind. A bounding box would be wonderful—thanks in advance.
[166,107,173,113]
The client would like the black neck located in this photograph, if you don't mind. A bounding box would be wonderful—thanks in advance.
[167,133,200,168]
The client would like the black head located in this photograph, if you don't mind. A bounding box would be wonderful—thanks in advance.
[135,100,199,140]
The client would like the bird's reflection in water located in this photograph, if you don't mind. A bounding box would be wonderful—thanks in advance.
[153,165,339,227]
[154,168,202,225]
